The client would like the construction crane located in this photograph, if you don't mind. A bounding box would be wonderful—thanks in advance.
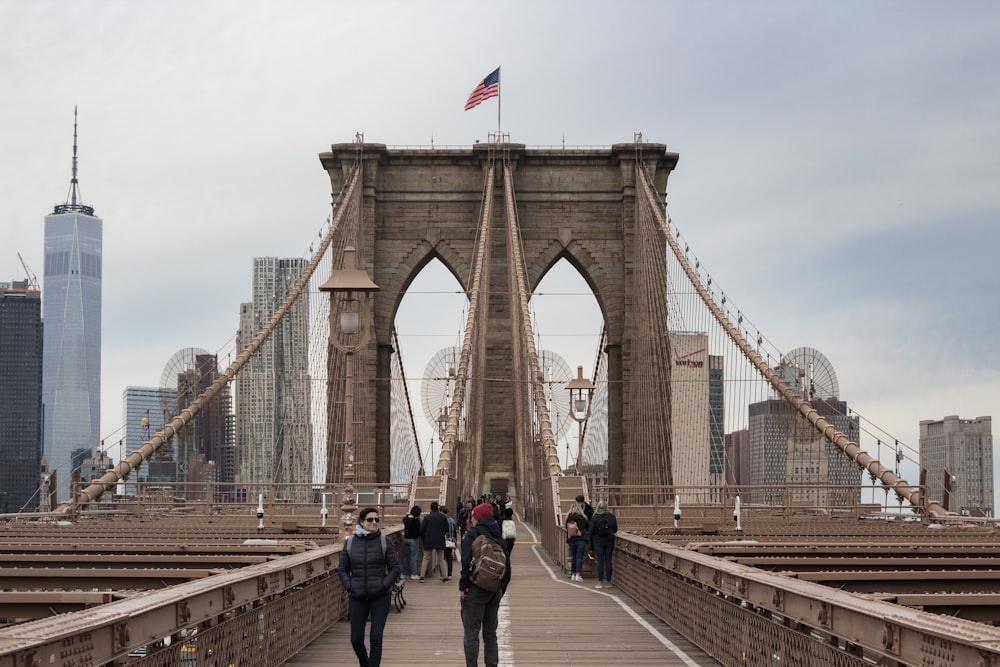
[17,253,40,291]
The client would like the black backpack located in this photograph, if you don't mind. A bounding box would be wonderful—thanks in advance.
[593,514,611,537]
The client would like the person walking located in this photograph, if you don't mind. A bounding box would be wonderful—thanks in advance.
[500,503,516,554]
[338,507,401,667]
[589,500,619,589]
[460,502,511,667]
[442,505,458,579]
[420,501,450,582]
[565,497,590,582]
[402,506,422,580]
[458,499,473,539]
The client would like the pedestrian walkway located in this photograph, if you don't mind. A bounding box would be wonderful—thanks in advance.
[285,519,720,666]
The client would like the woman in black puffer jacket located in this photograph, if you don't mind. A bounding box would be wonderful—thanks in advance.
[338,507,401,667]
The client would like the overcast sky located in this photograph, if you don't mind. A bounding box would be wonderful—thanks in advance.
[2,2,998,489]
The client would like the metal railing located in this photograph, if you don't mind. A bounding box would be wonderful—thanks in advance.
[0,529,401,667]
[612,532,1000,666]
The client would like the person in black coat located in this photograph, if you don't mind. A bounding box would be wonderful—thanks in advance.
[565,499,590,582]
[338,507,401,667]
[588,500,619,589]
[402,505,421,580]
[419,501,451,581]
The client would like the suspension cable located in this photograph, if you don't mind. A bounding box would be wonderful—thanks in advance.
[635,162,948,517]
[502,163,561,476]
[436,162,496,476]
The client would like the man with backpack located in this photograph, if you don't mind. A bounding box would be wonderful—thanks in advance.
[459,502,511,667]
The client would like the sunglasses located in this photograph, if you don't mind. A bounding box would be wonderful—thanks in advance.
[363,517,381,523]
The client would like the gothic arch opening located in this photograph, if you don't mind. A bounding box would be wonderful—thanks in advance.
[530,258,605,473]
[393,257,468,480]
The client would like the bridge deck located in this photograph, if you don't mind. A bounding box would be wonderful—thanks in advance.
[286,522,719,666]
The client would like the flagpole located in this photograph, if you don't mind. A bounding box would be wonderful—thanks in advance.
[497,66,501,138]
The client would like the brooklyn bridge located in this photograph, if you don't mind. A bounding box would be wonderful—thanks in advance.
[2,137,998,667]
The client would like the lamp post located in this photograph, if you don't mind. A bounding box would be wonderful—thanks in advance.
[566,366,594,476]
[319,246,379,538]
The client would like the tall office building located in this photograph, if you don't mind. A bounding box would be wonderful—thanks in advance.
[747,348,860,506]
[708,354,724,485]
[919,415,993,516]
[42,111,103,502]
[724,429,750,487]
[170,353,233,492]
[122,386,177,483]
[235,258,312,500]
[669,332,710,494]
[748,398,860,506]
[0,280,44,511]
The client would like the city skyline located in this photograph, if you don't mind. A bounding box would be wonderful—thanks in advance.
[2,3,997,497]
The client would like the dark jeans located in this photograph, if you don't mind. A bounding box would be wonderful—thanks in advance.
[568,539,587,574]
[444,546,454,576]
[461,586,503,667]
[348,593,391,667]
[593,539,614,582]
[403,537,419,576]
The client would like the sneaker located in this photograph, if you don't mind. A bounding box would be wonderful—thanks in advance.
[411,575,419,580]
[596,582,603,589]
[418,577,424,582]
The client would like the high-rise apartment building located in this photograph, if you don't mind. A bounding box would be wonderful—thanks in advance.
[42,112,102,502]
[919,415,993,516]
[0,280,44,511]
[236,258,312,500]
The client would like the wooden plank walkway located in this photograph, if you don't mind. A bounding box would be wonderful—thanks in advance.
[285,520,720,666]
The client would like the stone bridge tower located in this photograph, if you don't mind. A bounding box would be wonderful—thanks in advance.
[319,141,679,496]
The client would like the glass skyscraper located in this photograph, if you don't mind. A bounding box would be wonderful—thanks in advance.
[42,113,102,502]
[0,280,43,511]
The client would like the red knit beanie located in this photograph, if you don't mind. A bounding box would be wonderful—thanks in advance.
[472,503,494,522]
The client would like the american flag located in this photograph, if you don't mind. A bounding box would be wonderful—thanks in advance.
[464,67,500,111]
